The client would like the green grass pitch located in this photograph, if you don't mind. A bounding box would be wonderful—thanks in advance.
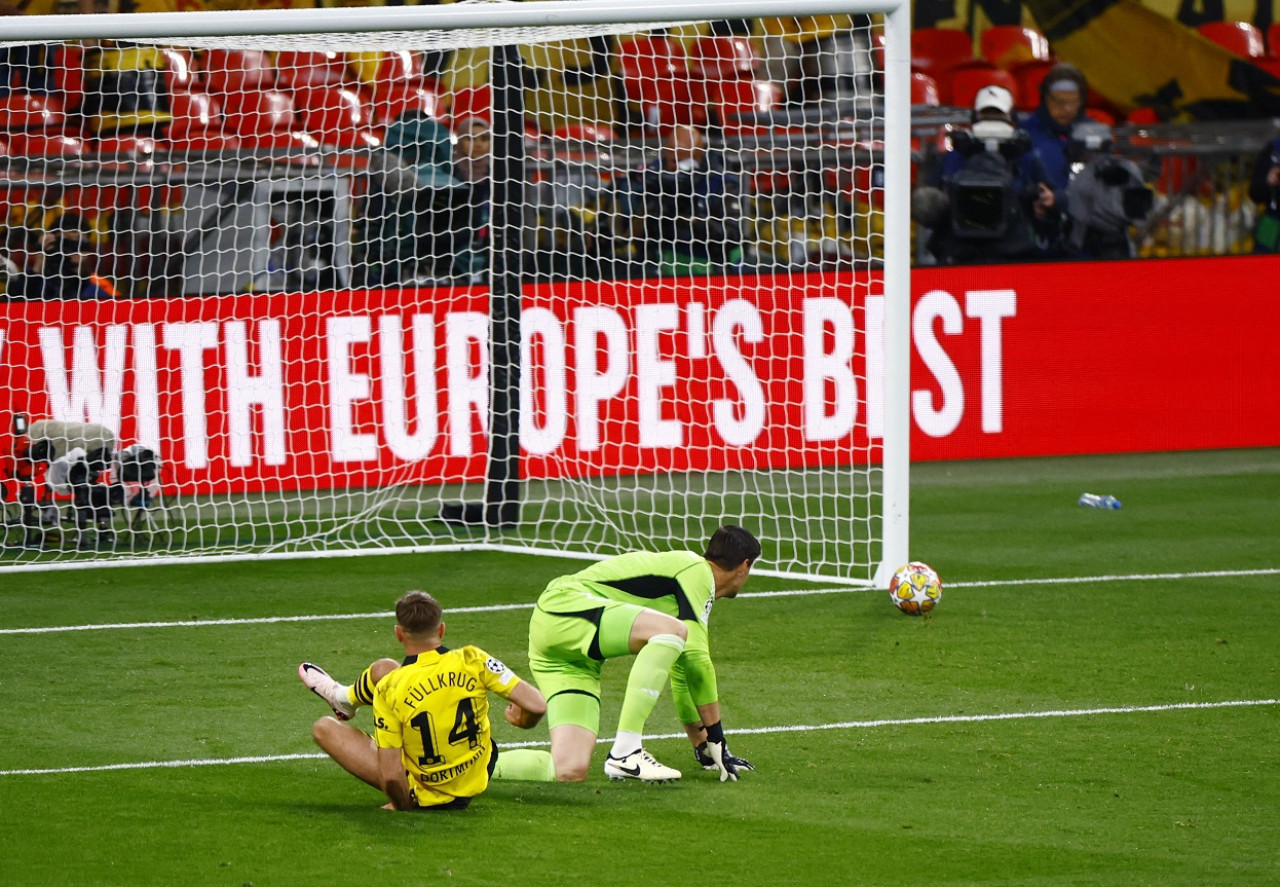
[1,448,1278,886]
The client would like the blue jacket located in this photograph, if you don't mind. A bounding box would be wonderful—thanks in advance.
[1019,105,1088,200]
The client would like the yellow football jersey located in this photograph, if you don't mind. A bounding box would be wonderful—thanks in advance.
[372,645,521,808]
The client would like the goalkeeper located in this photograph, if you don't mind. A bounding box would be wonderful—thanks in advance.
[497,525,760,784]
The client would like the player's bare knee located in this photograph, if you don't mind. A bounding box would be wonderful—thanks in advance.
[311,716,339,746]
[669,619,688,641]
[555,763,590,782]
[369,657,400,683]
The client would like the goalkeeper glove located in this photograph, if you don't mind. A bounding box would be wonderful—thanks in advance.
[699,722,751,782]
[695,742,755,774]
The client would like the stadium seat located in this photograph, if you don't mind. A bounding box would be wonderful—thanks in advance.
[222,88,296,136]
[94,135,157,158]
[616,35,708,131]
[911,27,976,79]
[294,86,381,148]
[6,131,86,157]
[275,51,349,90]
[159,48,196,94]
[166,91,220,138]
[446,85,491,124]
[1084,107,1116,126]
[238,129,322,153]
[1197,21,1265,57]
[689,34,759,81]
[51,45,86,114]
[162,129,243,155]
[980,25,1052,70]
[712,78,783,133]
[1013,59,1057,110]
[947,66,1018,110]
[201,49,275,93]
[911,71,940,106]
[0,92,65,131]
[370,84,441,127]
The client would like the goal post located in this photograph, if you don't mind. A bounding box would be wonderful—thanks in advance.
[0,0,911,585]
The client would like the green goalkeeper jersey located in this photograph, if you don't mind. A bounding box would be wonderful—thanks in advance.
[537,550,719,719]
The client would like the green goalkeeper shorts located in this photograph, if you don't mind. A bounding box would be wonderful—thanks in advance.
[527,585,644,733]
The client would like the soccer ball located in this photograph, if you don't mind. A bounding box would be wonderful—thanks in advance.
[889,562,942,616]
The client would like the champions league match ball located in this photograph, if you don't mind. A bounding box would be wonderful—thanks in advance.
[889,562,942,616]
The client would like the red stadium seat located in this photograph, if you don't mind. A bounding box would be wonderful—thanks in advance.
[370,84,440,127]
[911,27,976,78]
[167,91,220,138]
[1197,21,1265,57]
[164,131,243,153]
[616,35,708,131]
[222,89,296,136]
[94,134,157,158]
[447,85,491,124]
[159,48,196,94]
[1084,107,1116,126]
[0,93,65,131]
[294,86,381,148]
[712,78,782,133]
[275,51,349,90]
[980,25,1052,70]
[947,66,1019,110]
[7,131,86,157]
[689,35,759,80]
[238,129,321,153]
[1013,59,1057,110]
[52,45,86,113]
[911,71,940,106]
[201,49,275,93]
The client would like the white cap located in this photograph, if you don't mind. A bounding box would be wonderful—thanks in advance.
[974,85,1014,114]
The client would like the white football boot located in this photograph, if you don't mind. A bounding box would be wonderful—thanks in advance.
[298,662,356,721]
[603,747,681,782]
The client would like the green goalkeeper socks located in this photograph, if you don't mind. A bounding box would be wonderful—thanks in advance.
[614,633,686,742]
[492,749,556,782]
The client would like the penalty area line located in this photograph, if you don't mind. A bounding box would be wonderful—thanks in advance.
[2,698,1274,777]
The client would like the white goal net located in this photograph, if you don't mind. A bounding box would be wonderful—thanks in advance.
[0,0,911,584]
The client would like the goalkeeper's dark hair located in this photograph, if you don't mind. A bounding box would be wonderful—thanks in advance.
[704,525,761,570]
[396,590,443,637]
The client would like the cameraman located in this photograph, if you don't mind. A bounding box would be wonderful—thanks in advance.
[1063,121,1154,260]
[917,86,1061,265]
[1248,137,1280,253]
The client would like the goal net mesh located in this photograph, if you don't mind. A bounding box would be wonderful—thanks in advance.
[0,3,890,583]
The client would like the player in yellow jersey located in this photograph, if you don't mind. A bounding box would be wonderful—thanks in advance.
[298,590,547,811]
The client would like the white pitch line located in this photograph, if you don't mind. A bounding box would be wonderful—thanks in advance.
[3,566,1276,636]
[1,698,1274,777]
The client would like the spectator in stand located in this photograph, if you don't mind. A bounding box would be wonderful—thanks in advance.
[448,115,492,284]
[359,112,491,286]
[1249,136,1280,253]
[5,212,119,301]
[915,85,1061,266]
[1019,63,1091,204]
[621,123,744,277]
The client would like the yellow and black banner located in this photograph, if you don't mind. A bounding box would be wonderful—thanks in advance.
[1024,0,1280,119]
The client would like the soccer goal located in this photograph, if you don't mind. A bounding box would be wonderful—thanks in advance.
[0,0,911,585]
